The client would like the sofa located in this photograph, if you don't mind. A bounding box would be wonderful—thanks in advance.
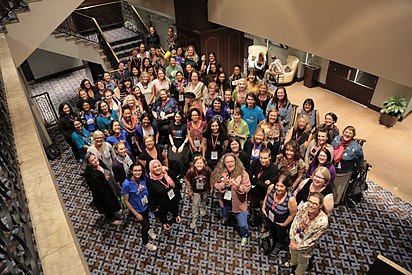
[277,55,299,84]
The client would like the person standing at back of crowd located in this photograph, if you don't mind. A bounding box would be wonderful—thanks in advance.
[122,163,158,251]
[184,45,201,71]
[146,26,161,49]
[186,156,212,229]
[128,48,141,73]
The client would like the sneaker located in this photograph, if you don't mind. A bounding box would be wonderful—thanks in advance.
[190,219,197,229]
[148,229,157,240]
[144,242,157,251]
[199,208,206,217]
[241,237,248,247]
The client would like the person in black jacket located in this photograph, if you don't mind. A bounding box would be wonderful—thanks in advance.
[83,152,122,225]
[146,159,181,231]
[248,147,279,227]
[57,102,82,162]
[146,26,161,49]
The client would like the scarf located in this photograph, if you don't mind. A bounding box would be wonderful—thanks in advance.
[148,159,175,188]
[115,154,133,173]
[334,137,352,163]
[122,116,138,133]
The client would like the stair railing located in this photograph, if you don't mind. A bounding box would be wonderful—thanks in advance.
[74,12,120,69]
[56,14,99,44]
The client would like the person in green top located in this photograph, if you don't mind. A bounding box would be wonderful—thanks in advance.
[227,107,250,148]
[166,56,183,82]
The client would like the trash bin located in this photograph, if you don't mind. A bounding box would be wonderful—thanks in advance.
[304,65,320,88]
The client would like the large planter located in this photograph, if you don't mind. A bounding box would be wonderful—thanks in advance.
[379,113,398,127]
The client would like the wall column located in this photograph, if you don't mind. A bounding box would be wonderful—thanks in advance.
[173,0,244,73]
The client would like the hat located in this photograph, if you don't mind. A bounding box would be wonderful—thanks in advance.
[184,92,196,99]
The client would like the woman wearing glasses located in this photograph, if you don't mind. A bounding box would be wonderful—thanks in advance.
[294,166,334,216]
[211,153,251,247]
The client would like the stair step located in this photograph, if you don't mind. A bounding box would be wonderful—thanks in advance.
[109,35,142,47]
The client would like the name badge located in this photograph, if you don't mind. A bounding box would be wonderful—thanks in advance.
[141,195,148,206]
[179,94,184,102]
[337,162,342,169]
[196,181,204,190]
[268,211,275,222]
[167,189,175,200]
[232,80,238,86]
[160,111,166,118]
[194,139,201,148]
[224,190,232,201]
[131,136,136,145]
[211,151,218,160]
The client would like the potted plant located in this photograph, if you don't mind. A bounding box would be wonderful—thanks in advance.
[379,95,407,127]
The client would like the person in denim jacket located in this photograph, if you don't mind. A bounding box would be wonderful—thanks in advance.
[332,126,364,174]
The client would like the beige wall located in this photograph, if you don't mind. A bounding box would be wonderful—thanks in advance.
[208,0,412,89]
[372,78,412,114]
[5,0,84,67]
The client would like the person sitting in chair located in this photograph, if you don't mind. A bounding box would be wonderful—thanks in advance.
[264,56,284,83]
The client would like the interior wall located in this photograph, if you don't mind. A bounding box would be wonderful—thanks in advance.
[27,49,83,79]
[208,0,412,89]
[372,78,412,114]
[126,0,175,19]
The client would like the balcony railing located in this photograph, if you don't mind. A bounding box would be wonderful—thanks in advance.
[0,69,41,274]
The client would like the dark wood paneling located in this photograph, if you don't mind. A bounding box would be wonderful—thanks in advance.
[326,74,374,106]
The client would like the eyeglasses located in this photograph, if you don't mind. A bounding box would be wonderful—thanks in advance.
[308,200,320,207]
[313,174,325,182]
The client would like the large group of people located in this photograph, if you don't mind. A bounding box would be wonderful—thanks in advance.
[57,26,365,274]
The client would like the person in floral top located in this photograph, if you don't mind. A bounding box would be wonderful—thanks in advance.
[275,141,306,190]
[282,192,328,275]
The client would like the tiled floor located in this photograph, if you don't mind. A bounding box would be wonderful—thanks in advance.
[31,70,412,274]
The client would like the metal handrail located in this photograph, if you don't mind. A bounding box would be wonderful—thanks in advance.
[56,15,99,44]
[75,0,120,11]
[130,4,149,32]
[74,11,119,66]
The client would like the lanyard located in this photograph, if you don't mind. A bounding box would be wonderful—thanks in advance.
[211,133,220,149]
[132,179,144,193]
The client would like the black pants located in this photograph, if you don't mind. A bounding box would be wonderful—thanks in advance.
[136,208,150,245]
[65,137,81,160]
[156,202,179,225]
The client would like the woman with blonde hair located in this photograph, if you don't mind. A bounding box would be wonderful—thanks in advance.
[285,114,312,158]
[87,130,115,172]
[137,71,154,105]
[232,78,247,108]
[259,109,283,159]
[256,82,271,114]
[183,45,200,70]
[211,153,251,247]
[243,127,267,164]
[122,94,142,119]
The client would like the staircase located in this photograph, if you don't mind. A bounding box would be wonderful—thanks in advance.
[103,26,144,62]
[38,31,111,71]
[2,0,83,67]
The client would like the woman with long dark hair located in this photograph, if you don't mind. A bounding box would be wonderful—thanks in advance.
[121,163,157,251]
[96,100,119,137]
[266,86,293,135]
[201,118,228,169]
[58,102,81,161]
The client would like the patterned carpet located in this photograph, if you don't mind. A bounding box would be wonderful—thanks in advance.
[47,128,412,275]
[30,70,412,274]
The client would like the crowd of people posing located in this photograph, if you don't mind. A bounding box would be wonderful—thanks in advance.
[57,29,365,274]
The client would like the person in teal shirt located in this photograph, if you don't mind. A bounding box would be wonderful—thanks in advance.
[71,118,92,159]
[241,93,265,137]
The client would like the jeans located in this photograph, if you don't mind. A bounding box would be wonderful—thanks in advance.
[221,203,249,238]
